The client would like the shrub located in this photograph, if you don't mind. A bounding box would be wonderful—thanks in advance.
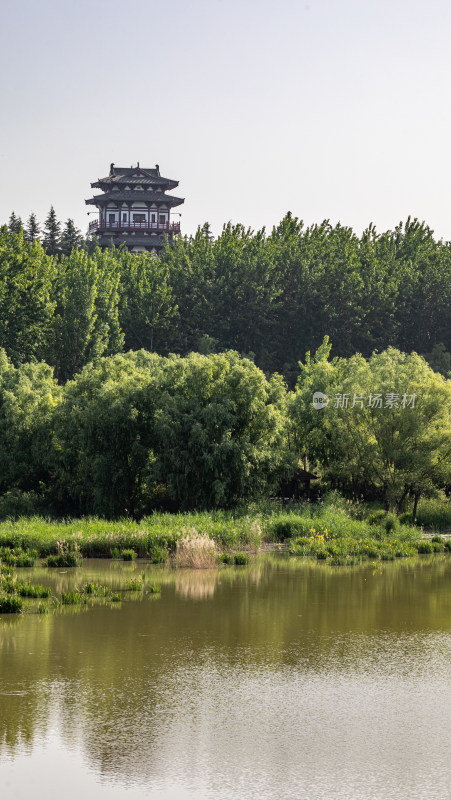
[321,490,348,511]
[414,497,451,531]
[150,545,168,564]
[47,551,81,567]
[83,582,109,596]
[0,547,37,567]
[16,582,50,598]
[0,491,44,519]
[126,576,144,591]
[13,550,38,567]
[367,510,386,526]
[61,590,86,605]
[234,552,249,565]
[417,541,433,554]
[121,549,137,561]
[0,594,22,613]
[384,513,398,533]
[271,520,295,541]
[294,536,310,547]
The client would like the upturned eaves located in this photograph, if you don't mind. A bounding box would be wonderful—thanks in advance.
[86,191,184,207]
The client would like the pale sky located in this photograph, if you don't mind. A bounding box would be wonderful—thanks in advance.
[1,0,451,239]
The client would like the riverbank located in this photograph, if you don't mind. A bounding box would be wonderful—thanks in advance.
[0,501,450,568]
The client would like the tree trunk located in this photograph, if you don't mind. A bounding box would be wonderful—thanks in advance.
[396,487,409,515]
[413,491,420,520]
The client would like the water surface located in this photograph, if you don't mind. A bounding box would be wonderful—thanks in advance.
[0,557,450,799]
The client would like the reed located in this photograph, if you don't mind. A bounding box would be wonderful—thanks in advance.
[173,532,218,569]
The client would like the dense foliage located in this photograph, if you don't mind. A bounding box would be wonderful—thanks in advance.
[0,213,450,518]
[2,214,450,383]
[291,339,451,511]
[0,342,449,517]
[0,349,288,516]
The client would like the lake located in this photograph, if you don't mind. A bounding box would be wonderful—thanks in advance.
[0,557,450,800]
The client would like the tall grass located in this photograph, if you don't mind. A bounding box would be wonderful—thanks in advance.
[0,496,446,569]
[0,512,263,560]
[173,533,218,568]
[283,505,422,563]
[414,498,451,531]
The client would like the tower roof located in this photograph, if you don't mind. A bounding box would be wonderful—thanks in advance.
[86,191,184,207]
[91,165,178,191]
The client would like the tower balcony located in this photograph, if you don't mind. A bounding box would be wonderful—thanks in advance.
[88,219,181,234]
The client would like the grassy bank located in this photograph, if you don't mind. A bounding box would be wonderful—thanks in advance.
[0,499,449,569]
[0,513,264,562]
[1,504,450,613]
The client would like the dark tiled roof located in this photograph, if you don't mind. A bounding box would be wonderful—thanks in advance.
[86,191,184,207]
[114,167,158,178]
[92,166,178,190]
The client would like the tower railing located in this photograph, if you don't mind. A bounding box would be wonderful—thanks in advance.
[88,220,180,234]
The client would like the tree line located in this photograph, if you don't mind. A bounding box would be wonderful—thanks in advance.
[0,344,449,518]
[7,207,96,256]
[2,212,450,385]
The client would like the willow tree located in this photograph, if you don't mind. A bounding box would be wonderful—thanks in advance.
[293,341,451,511]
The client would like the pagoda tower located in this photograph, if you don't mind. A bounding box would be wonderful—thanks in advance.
[86,163,184,254]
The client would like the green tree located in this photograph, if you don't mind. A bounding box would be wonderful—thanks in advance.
[146,351,287,509]
[84,230,99,255]
[25,213,40,243]
[53,351,166,516]
[52,248,124,382]
[60,218,84,256]
[119,249,178,352]
[424,343,451,378]
[8,212,23,234]
[53,350,288,516]
[292,342,451,511]
[42,206,61,256]
[0,350,61,495]
[162,223,216,355]
[0,227,57,364]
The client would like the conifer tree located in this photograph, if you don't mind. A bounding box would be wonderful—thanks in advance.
[8,212,23,234]
[84,231,99,255]
[25,213,40,243]
[61,218,84,255]
[42,206,61,256]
